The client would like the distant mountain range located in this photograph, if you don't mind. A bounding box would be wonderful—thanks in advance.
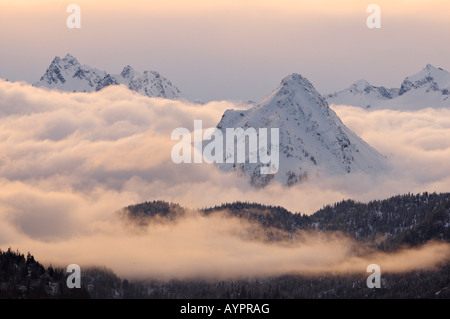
[327,64,450,110]
[30,56,450,110]
[34,54,184,99]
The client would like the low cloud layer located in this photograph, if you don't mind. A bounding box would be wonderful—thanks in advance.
[4,211,449,280]
[0,80,449,279]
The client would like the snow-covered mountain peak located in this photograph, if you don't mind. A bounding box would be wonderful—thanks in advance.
[259,73,329,115]
[127,70,183,99]
[61,53,80,65]
[405,64,447,83]
[47,54,80,69]
[425,63,442,72]
[278,73,322,99]
[217,73,388,186]
[280,73,313,89]
[399,64,450,96]
[327,64,450,110]
[36,54,106,91]
[352,79,371,90]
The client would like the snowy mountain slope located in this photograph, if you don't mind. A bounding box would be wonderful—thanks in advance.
[216,73,388,186]
[34,54,184,99]
[327,64,450,110]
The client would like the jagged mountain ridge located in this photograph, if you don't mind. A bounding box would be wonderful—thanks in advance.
[216,73,388,186]
[34,54,184,99]
[327,64,450,110]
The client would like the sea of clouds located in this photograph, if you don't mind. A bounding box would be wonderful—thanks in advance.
[0,80,449,279]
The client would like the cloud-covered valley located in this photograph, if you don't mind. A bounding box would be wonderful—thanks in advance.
[0,80,449,279]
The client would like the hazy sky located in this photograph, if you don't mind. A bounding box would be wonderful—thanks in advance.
[1,0,450,101]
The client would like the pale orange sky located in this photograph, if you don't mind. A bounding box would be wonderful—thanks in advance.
[1,0,449,100]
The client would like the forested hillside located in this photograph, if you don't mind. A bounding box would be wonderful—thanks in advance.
[1,192,449,298]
